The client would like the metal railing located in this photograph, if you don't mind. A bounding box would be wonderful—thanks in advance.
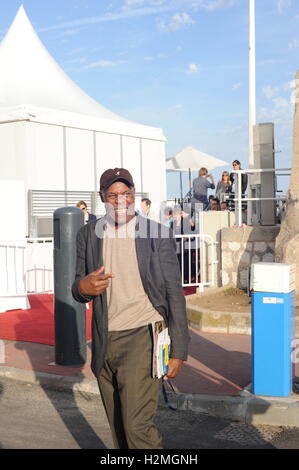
[232,168,291,226]
[0,232,214,312]
[0,238,53,300]
[175,233,216,290]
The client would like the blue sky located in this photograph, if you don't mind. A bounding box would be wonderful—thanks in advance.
[0,0,297,197]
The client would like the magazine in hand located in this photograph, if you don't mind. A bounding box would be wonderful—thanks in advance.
[151,320,171,379]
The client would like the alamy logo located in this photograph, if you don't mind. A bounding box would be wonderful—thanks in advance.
[0,340,5,364]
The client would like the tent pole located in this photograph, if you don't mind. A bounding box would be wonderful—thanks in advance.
[180,172,183,201]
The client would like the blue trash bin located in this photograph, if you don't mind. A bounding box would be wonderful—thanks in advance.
[251,262,296,397]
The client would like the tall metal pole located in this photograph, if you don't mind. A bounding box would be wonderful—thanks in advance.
[249,0,256,166]
[248,0,257,225]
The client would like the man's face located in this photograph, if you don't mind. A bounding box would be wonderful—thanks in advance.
[141,201,150,214]
[210,200,219,211]
[79,204,87,213]
[104,181,135,225]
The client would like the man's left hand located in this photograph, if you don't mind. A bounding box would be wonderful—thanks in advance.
[165,358,184,379]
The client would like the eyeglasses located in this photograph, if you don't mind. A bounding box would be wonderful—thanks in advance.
[105,191,134,201]
[80,206,87,210]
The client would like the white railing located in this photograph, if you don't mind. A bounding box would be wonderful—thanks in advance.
[175,233,216,291]
[233,167,291,226]
[0,238,53,312]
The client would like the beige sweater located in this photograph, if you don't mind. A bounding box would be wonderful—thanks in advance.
[103,217,162,331]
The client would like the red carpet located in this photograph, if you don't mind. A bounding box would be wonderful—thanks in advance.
[0,295,92,346]
[183,286,197,296]
[0,290,194,345]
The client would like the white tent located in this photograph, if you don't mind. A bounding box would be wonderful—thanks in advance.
[166,145,228,172]
[0,6,167,238]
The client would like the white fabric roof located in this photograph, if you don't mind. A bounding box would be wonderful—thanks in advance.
[166,145,228,172]
[0,6,165,141]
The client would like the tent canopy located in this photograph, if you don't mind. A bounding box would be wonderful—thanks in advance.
[166,145,228,172]
[0,6,165,141]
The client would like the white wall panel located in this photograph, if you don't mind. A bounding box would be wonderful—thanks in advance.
[0,180,26,240]
[25,122,64,190]
[0,122,26,180]
[95,132,122,184]
[141,139,166,214]
[65,127,94,191]
[122,136,142,193]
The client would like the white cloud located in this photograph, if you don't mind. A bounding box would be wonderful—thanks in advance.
[85,60,127,68]
[37,3,174,33]
[262,85,279,100]
[232,82,241,90]
[288,39,299,49]
[124,0,146,5]
[277,0,292,13]
[60,28,83,37]
[282,80,296,91]
[157,12,195,33]
[202,0,235,11]
[38,0,236,35]
[191,0,235,12]
[168,104,183,111]
[186,63,200,74]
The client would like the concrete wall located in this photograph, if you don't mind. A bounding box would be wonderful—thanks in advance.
[199,211,236,287]
[221,226,280,289]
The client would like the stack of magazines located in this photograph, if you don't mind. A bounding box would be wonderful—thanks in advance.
[151,320,171,379]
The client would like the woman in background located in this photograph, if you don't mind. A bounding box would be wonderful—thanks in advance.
[216,171,232,203]
[76,200,96,224]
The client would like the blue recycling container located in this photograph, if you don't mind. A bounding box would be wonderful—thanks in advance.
[251,263,296,397]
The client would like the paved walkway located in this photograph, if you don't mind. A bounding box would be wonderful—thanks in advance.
[1,328,252,396]
[2,328,299,428]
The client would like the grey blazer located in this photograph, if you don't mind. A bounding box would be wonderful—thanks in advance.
[72,214,189,378]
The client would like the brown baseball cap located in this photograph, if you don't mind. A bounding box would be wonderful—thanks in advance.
[100,168,135,192]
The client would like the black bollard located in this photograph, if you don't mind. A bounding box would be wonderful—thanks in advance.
[53,207,86,366]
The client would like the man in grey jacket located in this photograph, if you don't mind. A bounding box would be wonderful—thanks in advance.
[72,168,189,450]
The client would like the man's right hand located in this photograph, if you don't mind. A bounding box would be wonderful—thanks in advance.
[79,266,114,296]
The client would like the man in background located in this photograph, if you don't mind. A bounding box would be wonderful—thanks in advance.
[140,197,160,222]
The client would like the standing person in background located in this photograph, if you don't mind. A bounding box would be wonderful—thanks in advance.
[140,198,160,222]
[230,160,248,196]
[76,200,96,224]
[229,160,248,216]
[192,168,215,211]
[162,206,173,227]
[172,205,196,283]
[216,171,232,203]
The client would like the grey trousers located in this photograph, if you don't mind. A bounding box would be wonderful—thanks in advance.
[97,325,163,449]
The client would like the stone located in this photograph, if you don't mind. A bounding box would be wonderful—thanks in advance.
[267,242,275,251]
[275,70,299,292]
[222,271,230,286]
[239,269,249,288]
[262,252,275,262]
[251,255,260,264]
[239,251,251,265]
[228,242,241,252]
[254,242,267,254]
[222,252,233,269]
